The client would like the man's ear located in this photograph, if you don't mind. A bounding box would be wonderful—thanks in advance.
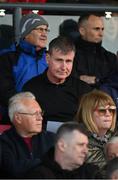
[46,53,50,64]
[79,26,85,37]
[14,112,22,124]
[58,139,67,152]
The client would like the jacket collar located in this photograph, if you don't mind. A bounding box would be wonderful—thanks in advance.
[76,36,102,51]
[18,39,46,57]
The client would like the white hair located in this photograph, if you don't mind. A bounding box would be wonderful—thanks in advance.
[8,92,35,122]
[105,136,118,159]
[107,136,118,144]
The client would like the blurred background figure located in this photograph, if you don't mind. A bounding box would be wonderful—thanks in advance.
[7,0,47,15]
[106,157,118,179]
[59,19,80,44]
[0,24,14,51]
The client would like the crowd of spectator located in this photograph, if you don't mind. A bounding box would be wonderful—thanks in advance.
[0,11,118,179]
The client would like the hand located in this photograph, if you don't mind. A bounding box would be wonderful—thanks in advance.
[80,75,96,84]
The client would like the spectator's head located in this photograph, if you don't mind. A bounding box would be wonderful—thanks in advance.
[59,19,79,43]
[75,89,116,136]
[106,157,118,179]
[78,13,104,43]
[46,36,76,84]
[0,25,14,50]
[105,136,118,161]
[8,92,44,137]
[20,13,49,50]
[54,122,88,170]
[59,19,78,36]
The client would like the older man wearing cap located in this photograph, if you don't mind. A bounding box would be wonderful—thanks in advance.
[0,13,49,123]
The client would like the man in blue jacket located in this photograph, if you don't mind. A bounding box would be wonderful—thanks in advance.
[0,13,49,122]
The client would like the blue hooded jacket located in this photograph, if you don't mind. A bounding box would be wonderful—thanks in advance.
[0,39,48,106]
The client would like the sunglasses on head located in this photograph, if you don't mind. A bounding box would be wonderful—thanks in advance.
[94,105,116,116]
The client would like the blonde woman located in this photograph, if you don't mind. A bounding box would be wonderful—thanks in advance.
[75,89,117,169]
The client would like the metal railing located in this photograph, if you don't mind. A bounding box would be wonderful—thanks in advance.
[0,2,118,42]
[0,3,118,12]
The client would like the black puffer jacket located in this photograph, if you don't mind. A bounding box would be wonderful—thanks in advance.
[25,148,102,179]
[72,37,118,87]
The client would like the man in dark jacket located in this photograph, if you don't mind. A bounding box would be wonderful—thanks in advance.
[25,122,102,179]
[72,13,118,88]
[23,36,92,130]
[0,92,55,178]
[0,13,49,123]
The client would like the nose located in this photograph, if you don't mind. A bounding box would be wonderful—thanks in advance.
[105,109,112,115]
[61,61,67,69]
[83,145,88,154]
[115,153,118,157]
[99,29,104,37]
[36,113,43,121]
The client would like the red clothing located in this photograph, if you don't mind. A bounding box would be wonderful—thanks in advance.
[8,0,47,15]
[23,137,32,152]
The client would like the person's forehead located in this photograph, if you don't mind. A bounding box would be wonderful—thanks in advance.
[51,48,75,56]
[22,98,40,109]
[87,15,104,26]
[35,24,48,29]
[73,130,88,142]
[108,143,118,150]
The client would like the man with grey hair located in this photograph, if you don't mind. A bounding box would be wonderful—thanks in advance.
[105,136,118,161]
[0,92,55,178]
[0,13,49,123]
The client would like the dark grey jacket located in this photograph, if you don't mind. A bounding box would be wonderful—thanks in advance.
[0,127,55,178]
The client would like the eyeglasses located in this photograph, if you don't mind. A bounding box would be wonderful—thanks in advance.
[18,111,44,117]
[34,27,50,33]
[94,106,116,116]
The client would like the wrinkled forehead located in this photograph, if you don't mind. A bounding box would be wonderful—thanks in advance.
[22,98,41,110]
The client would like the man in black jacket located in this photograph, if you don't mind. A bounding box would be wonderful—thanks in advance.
[72,13,118,88]
[0,92,55,178]
[23,36,92,131]
[25,122,102,179]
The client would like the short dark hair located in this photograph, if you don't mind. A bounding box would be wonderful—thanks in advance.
[55,122,88,144]
[78,13,103,28]
[59,19,78,36]
[48,35,76,55]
